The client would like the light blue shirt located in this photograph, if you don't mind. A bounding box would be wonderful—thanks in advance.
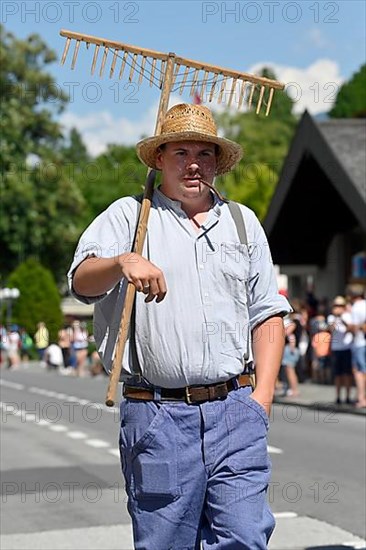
[68,189,291,387]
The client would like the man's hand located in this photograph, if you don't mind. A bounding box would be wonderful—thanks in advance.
[249,388,274,417]
[119,252,167,303]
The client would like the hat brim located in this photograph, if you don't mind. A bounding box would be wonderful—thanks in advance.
[136,131,243,175]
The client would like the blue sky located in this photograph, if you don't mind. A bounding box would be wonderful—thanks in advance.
[2,0,365,154]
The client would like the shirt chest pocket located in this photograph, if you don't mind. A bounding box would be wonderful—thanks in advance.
[217,242,249,306]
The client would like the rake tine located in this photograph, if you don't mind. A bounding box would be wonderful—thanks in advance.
[159,60,166,88]
[200,70,209,101]
[208,73,219,102]
[190,68,199,96]
[172,63,181,89]
[71,40,81,70]
[119,51,128,80]
[265,88,275,116]
[238,80,247,109]
[129,53,138,82]
[256,85,265,114]
[228,78,238,108]
[218,76,227,104]
[61,37,71,65]
[91,44,100,75]
[179,66,190,94]
[99,46,109,77]
[109,49,118,78]
[138,56,146,85]
[149,58,157,87]
[248,82,256,109]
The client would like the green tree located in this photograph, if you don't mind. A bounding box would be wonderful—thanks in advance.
[75,144,147,225]
[329,64,366,118]
[7,259,63,340]
[0,26,85,281]
[0,25,68,170]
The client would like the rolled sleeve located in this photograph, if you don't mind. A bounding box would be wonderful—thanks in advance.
[67,197,138,304]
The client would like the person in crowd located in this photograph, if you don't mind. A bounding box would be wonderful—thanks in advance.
[71,319,89,376]
[58,324,73,370]
[44,341,64,371]
[309,308,331,384]
[7,324,21,369]
[327,296,354,404]
[34,321,49,362]
[282,313,301,397]
[347,284,366,408]
[19,327,33,363]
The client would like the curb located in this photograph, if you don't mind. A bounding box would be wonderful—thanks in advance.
[273,397,366,417]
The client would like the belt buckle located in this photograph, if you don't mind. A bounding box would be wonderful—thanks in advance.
[185,387,193,404]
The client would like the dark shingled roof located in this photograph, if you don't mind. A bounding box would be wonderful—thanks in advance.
[263,111,366,266]
[318,118,366,201]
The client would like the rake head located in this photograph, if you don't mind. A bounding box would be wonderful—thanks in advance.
[60,30,285,116]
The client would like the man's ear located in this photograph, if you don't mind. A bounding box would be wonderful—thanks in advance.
[155,149,163,170]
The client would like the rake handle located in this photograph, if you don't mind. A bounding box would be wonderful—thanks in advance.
[105,53,176,407]
[105,170,155,407]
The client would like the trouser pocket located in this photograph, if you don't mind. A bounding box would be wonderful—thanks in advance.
[120,400,182,501]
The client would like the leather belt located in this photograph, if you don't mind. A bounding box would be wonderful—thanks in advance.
[123,373,255,404]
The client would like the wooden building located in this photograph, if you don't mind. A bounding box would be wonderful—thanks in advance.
[263,111,366,300]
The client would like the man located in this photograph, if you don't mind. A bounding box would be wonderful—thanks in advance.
[68,103,291,549]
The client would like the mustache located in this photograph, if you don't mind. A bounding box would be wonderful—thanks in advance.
[199,178,229,203]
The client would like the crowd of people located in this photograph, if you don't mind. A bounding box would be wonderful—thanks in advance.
[0,319,105,378]
[279,284,366,408]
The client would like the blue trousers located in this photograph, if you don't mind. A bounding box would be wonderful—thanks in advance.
[119,386,275,549]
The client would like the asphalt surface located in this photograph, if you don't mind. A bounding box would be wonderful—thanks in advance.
[1,363,365,550]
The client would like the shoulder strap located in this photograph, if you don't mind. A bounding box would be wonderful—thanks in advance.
[227,200,252,368]
[228,200,247,245]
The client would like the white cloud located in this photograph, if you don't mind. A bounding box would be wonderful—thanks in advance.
[60,95,183,156]
[249,59,344,115]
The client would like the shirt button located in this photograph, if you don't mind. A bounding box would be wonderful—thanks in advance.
[199,264,204,270]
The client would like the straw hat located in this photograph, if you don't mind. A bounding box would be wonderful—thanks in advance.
[333,296,346,307]
[136,103,243,175]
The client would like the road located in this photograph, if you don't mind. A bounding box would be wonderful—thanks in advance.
[1,364,365,550]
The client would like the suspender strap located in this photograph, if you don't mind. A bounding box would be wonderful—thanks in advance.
[228,200,247,245]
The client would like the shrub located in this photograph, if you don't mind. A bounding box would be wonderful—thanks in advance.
[7,259,63,340]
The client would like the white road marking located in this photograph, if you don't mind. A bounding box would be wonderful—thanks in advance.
[0,380,25,390]
[67,431,88,439]
[267,445,283,454]
[49,424,68,432]
[273,512,298,519]
[85,439,111,448]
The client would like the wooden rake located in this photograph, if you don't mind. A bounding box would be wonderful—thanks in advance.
[60,29,285,406]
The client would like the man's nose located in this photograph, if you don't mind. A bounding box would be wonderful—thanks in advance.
[187,159,200,171]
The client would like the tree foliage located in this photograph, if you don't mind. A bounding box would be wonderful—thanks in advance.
[0,26,85,282]
[329,64,366,118]
[74,144,147,227]
[7,259,63,340]
[0,24,68,170]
